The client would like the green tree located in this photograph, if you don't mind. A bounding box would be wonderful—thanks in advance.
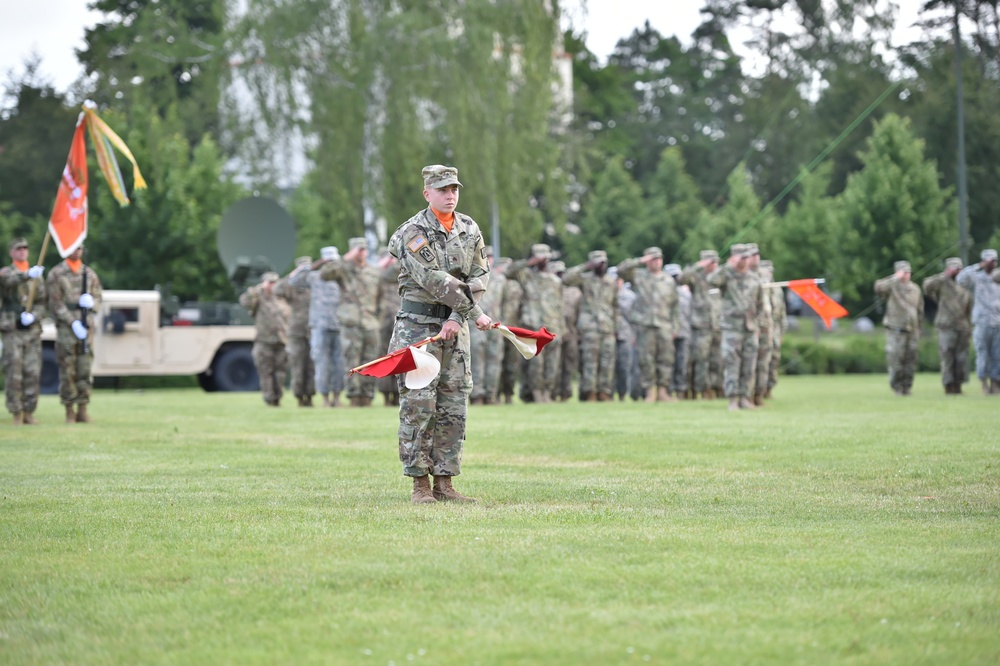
[769,161,842,282]
[835,114,955,308]
[685,162,768,256]
[564,155,645,266]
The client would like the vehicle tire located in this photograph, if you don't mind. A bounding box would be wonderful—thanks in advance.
[211,345,259,392]
[40,345,60,395]
[197,371,218,392]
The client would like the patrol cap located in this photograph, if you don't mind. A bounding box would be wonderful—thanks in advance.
[531,243,552,259]
[700,250,719,262]
[548,260,566,274]
[664,263,681,277]
[320,246,339,260]
[588,249,608,264]
[643,246,663,260]
[945,257,963,270]
[348,237,366,251]
[422,164,462,189]
[894,260,912,273]
[745,242,760,256]
[982,249,999,262]
[9,237,28,251]
[261,271,280,283]
[730,243,748,258]
[759,259,774,270]
[296,255,312,266]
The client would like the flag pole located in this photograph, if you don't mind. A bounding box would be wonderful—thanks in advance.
[24,230,52,311]
[349,335,441,375]
[762,278,826,288]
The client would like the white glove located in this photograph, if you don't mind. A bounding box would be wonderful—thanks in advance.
[79,293,95,309]
[20,312,35,327]
[28,265,44,279]
[71,320,88,340]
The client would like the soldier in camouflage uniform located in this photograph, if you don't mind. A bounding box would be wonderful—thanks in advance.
[553,261,580,402]
[747,245,772,406]
[240,272,291,406]
[1,238,47,425]
[680,250,720,399]
[277,257,315,407]
[708,244,760,410]
[387,165,492,504]
[666,263,691,399]
[563,250,617,401]
[957,249,1000,394]
[617,247,679,402]
[320,237,382,407]
[377,250,402,406]
[289,246,346,407]
[923,257,972,395]
[760,259,788,398]
[470,252,506,405]
[46,245,103,423]
[874,260,924,396]
[499,269,524,404]
[508,244,564,403]
[709,289,725,398]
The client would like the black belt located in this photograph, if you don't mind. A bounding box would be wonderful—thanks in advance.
[401,300,452,319]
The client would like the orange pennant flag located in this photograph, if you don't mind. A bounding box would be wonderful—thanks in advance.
[788,279,848,329]
[48,114,89,258]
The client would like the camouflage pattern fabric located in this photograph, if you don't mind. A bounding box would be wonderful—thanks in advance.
[508,260,563,401]
[721,330,758,399]
[874,275,923,392]
[1,264,46,414]
[936,328,971,386]
[556,285,581,400]
[924,271,973,388]
[687,328,714,393]
[378,261,402,396]
[618,259,679,392]
[885,330,919,392]
[767,284,788,391]
[276,273,314,400]
[387,207,489,477]
[46,261,102,406]
[562,263,616,397]
[252,341,288,404]
[240,285,291,404]
[672,285,691,394]
[499,277,524,399]
[709,265,760,398]
[320,259,382,400]
[310,328,346,395]
[470,267,506,402]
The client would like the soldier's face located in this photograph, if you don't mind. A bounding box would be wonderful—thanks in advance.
[10,245,28,261]
[425,184,460,214]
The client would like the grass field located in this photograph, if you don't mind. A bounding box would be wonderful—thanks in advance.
[2,374,998,665]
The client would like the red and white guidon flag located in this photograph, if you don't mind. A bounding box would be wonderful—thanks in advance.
[351,341,441,389]
[493,324,556,360]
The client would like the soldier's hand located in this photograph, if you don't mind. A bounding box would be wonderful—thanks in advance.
[439,320,461,340]
[71,320,88,340]
[726,255,741,268]
[28,265,44,279]
[474,313,492,331]
[79,293,95,309]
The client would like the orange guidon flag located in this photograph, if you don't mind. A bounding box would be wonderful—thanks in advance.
[788,279,848,329]
[48,114,89,258]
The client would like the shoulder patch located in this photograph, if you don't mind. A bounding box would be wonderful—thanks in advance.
[407,235,428,253]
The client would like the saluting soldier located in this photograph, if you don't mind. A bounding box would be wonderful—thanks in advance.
[508,244,563,403]
[680,249,720,399]
[277,256,316,407]
[240,272,291,406]
[707,244,760,411]
[46,244,103,423]
[562,250,617,401]
[470,251,507,405]
[923,257,972,395]
[387,165,492,504]
[874,260,924,396]
[1,237,47,425]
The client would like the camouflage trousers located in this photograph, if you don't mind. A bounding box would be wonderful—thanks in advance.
[521,337,563,401]
[972,325,1000,381]
[755,326,772,396]
[721,329,759,399]
[709,330,723,391]
[671,337,688,394]
[390,318,471,477]
[557,331,579,400]
[637,325,674,391]
[2,329,42,414]
[470,326,504,401]
[310,327,346,396]
[579,329,615,397]
[287,334,315,399]
[342,324,379,400]
[885,329,919,391]
[56,327,94,406]
[614,338,641,400]
[500,341,521,399]
[936,327,970,386]
[252,341,287,405]
[687,328,714,393]
[378,319,397,396]
[767,330,784,390]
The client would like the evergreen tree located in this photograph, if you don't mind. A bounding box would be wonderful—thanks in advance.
[564,155,644,265]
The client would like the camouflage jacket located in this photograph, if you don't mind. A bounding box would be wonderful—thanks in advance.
[956,265,1000,327]
[239,285,291,345]
[0,264,47,333]
[378,262,402,329]
[289,267,341,331]
[874,276,923,332]
[562,284,582,338]
[676,285,692,339]
[751,269,772,328]
[388,208,490,326]
[707,264,759,332]
[502,276,523,325]
[679,263,719,331]
[319,258,381,330]
[478,265,506,324]
[769,285,788,332]
[46,261,102,331]
[508,261,563,335]
[562,265,617,334]
[616,259,679,331]
[275,270,311,338]
[922,273,972,331]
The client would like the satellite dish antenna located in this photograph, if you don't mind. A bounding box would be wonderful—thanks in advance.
[217,196,297,287]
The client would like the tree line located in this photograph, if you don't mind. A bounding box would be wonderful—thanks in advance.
[0,0,997,314]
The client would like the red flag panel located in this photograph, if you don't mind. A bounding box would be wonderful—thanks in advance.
[48,118,89,258]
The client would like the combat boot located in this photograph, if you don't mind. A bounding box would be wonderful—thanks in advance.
[992,379,1000,394]
[433,476,477,503]
[304,395,314,407]
[953,383,964,395]
[12,412,23,426]
[982,379,990,395]
[763,388,772,399]
[65,404,76,424]
[701,389,713,400]
[657,387,673,402]
[321,393,331,407]
[332,392,342,407]
[738,397,756,410]
[76,403,91,423]
[753,393,764,407]
[645,388,656,403]
[598,392,612,402]
[23,412,38,425]
[297,395,307,407]
[728,398,740,411]
[411,475,437,504]
[349,396,361,407]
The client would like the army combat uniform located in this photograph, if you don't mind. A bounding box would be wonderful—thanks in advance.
[46,258,103,421]
[874,261,923,395]
[1,252,47,423]
[707,246,760,408]
[470,255,507,405]
[387,197,490,482]
[277,259,316,406]
[240,275,291,406]
[923,258,972,394]
[562,250,617,401]
[508,245,563,403]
